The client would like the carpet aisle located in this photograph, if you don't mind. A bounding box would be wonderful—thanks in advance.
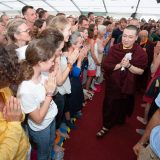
[64,84,145,160]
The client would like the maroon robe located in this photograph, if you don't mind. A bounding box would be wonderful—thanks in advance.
[102,43,148,129]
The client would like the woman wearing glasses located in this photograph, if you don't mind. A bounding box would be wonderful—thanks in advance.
[6,18,31,61]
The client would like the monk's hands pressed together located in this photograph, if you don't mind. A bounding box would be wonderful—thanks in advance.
[120,58,130,68]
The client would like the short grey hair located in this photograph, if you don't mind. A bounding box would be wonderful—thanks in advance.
[98,25,106,34]
[69,31,81,45]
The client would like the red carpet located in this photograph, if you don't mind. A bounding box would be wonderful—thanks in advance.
[64,84,145,160]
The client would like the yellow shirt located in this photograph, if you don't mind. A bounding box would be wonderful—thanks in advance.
[0,87,13,103]
[0,87,29,160]
[0,112,29,160]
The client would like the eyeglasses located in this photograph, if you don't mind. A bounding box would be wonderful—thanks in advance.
[18,28,30,33]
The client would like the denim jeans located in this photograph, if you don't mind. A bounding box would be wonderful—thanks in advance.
[28,119,56,160]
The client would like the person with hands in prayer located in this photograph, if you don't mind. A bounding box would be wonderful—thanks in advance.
[0,44,29,160]
[96,25,148,138]
[17,37,63,160]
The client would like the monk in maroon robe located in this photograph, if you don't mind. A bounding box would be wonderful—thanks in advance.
[96,25,148,137]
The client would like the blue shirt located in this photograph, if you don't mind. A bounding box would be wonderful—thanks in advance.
[71,63,81,77]
[150,125,160,158]
[103,32,111,55]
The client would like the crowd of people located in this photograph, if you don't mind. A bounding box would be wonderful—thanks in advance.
[0,5,160,160]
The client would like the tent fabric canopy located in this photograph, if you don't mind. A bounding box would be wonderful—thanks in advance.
[0,0,160,18]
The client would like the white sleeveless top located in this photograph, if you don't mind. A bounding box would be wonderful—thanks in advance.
[88,41,98,71]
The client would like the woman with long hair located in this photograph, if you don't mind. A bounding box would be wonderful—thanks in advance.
[17,33,64,160]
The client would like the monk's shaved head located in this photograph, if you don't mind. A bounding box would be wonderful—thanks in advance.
[125,25,139,35]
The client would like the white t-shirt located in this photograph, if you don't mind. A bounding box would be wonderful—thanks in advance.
[17,74,58,131]
[15,45,28,61]
[57,55,71,95]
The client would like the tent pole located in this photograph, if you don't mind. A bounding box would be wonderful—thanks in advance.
[70,0,82,14]
[102,0,108,14]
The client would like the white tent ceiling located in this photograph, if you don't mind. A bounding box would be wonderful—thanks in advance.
[0,0,160,18]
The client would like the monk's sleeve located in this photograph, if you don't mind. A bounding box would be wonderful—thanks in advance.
[132,46,148,70]
[103,47,120,75]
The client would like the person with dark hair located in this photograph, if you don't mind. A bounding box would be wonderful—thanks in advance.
[0,45,20,85]
[103,20,113,56]
[22,5,37,31]
[36,8,44,15]
[78,27,91,96]
[0,44,29,160]
[85,24,100,91]
[34,19,46,29]
[22,5,33,15]
[96,25,148,137]
[88,12,95,24]
[17,37,64,159]
[39,10,49,20]
[78,17,89,29]
[32,19,46,38]
[78,15,86,21]
[38,28,64,50]
[110,17,127,46]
